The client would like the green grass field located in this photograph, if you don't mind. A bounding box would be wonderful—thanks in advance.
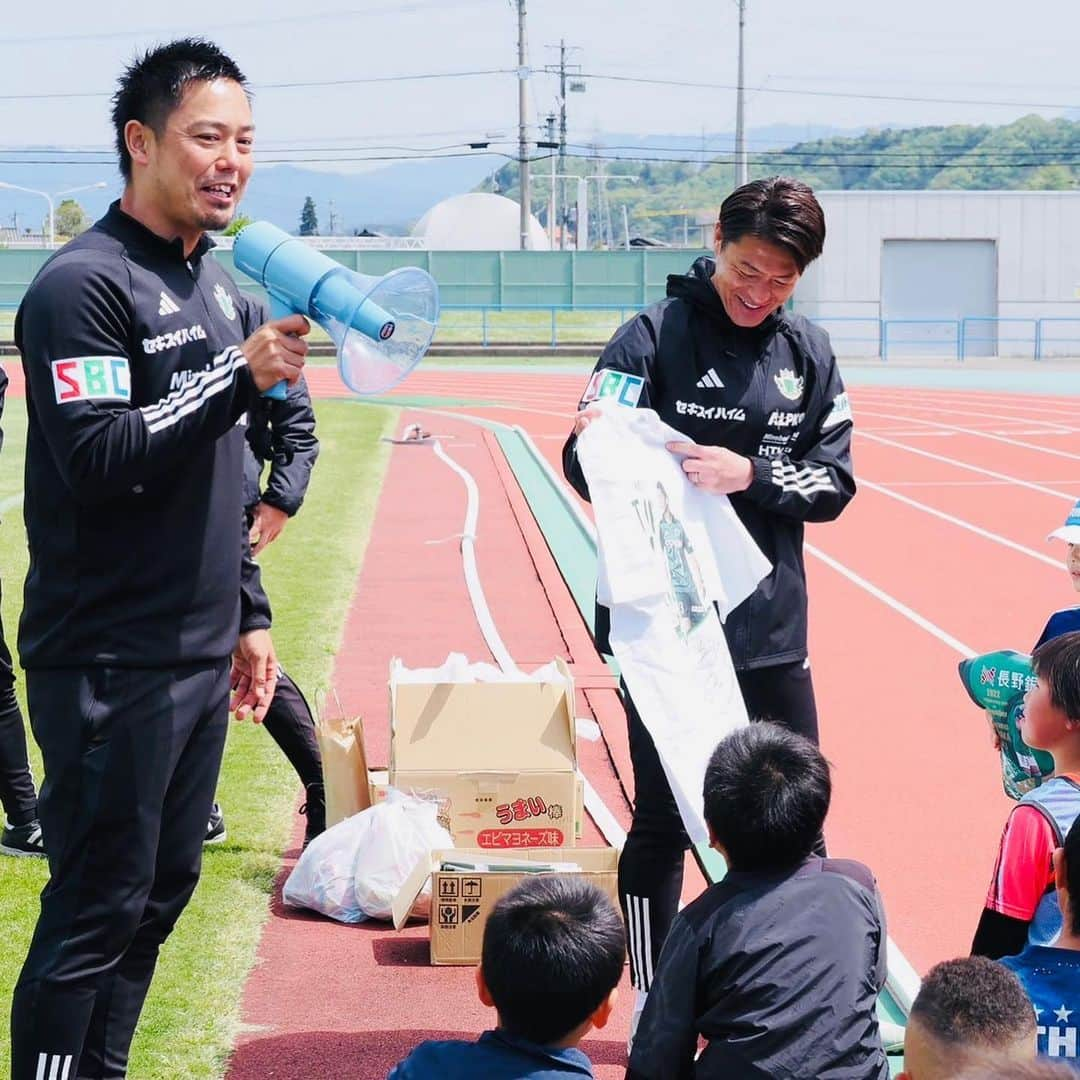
[0,307,623,348]
[0,396,397,1078]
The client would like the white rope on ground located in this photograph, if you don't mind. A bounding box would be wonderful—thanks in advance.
[421,419,625,850]
[430,438,518,675]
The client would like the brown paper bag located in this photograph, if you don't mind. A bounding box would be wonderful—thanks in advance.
[315,693,372,828]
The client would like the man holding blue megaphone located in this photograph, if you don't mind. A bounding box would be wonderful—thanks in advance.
[9,38,313,1079]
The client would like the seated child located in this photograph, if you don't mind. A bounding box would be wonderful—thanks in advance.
[627,721,889,1079]
[898,957,1035,1079]
[972,631,1080,959]
[1000,816,1080,1070]
[388,875,624,1079]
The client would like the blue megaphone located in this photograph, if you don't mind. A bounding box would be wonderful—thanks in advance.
[233,221,439,399]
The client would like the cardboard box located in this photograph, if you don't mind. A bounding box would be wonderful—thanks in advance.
[392,846,620,965]
[373,776,585,844]
[389,659,579,849]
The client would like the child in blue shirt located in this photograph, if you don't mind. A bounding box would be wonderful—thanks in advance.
[1001,816,1080,1071]
[389,875,625,1079]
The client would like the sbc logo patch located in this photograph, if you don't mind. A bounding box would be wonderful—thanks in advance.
[581,368,644,408]
[52,356,131,404]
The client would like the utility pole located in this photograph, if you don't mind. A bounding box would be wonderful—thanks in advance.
[545,39,582,250]
[546,114,557,247]
[516,0,531,249]
[557,40,568,251]
[327,198,339,235]
[735,0,748,187]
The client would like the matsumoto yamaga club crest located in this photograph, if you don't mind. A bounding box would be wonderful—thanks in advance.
[773,368,804,401]
[213,283,237,321]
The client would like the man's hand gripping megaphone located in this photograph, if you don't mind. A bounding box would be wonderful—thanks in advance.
[240,313,310,395]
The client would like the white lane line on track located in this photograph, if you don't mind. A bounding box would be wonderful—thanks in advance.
[861,427,1080,438]
[851,390,1080,419]
[859,479,1062,569]
[860,429,959,438]
[806,542,977,659]
[856,407,1080,462]
[885,479,1080,488]
[853,388,1080,412]
[858,431,1077,502]
[0,492,22,514]
[856,400,1074,433]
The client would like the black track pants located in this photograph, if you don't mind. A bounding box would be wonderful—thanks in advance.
[10,659,230,1080]
[261,670,322,790]
[0,584,36,825]
[618,660,819,991]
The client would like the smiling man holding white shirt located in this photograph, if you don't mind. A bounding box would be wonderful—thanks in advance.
[562,176,856,1034]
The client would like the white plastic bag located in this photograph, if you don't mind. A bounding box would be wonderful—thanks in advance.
[283,808,371,923]
[351,788,453,921]
[282,788,452,924]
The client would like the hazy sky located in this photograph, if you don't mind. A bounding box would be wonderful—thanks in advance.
[3,0,1079,173]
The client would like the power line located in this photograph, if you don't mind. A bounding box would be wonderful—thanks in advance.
[0,68,517,101]
[4,138,1077,162]
[2,150,1077,169]
[574,71,1080,111]
[3,2,482,44]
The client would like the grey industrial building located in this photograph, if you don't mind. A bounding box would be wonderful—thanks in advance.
[793,190,1080,359]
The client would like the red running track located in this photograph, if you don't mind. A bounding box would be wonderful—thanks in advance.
[8,360,1076,1064]
[98,364,1072,1077]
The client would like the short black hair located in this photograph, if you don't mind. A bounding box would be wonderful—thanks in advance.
[111,38,248,180]
[481,875,625,1044]
[703,721,831,871]
[1064,815,1080,935]
[1032,630,1080,721]
[717,176,826,272]
[910,958,1035,1048]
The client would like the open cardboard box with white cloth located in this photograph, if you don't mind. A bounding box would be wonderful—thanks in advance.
[388,655,580,850]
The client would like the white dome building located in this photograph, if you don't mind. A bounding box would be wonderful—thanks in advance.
[411,192,550,250]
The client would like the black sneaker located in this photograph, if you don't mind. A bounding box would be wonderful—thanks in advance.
[1,818,45,857]
[204,802,227,845]
[300,782,325,850]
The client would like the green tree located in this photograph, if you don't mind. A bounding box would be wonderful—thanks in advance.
[54,198,88,239]
[299,196,319,236]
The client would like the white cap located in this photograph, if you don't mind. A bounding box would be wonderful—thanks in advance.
[1048,497,1080,543]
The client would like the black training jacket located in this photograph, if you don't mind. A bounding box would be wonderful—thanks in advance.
[15,202,271,669]
[627,857,889,1080]
[562,257,855,670]
[238,295,319,517]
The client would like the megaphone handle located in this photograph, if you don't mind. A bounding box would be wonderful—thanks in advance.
[261,295,294,401]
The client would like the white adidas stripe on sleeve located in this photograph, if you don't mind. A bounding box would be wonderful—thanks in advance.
[770,460,836,497]
[140,347,247,434]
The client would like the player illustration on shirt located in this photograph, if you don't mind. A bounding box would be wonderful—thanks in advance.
[631,482,709,641]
